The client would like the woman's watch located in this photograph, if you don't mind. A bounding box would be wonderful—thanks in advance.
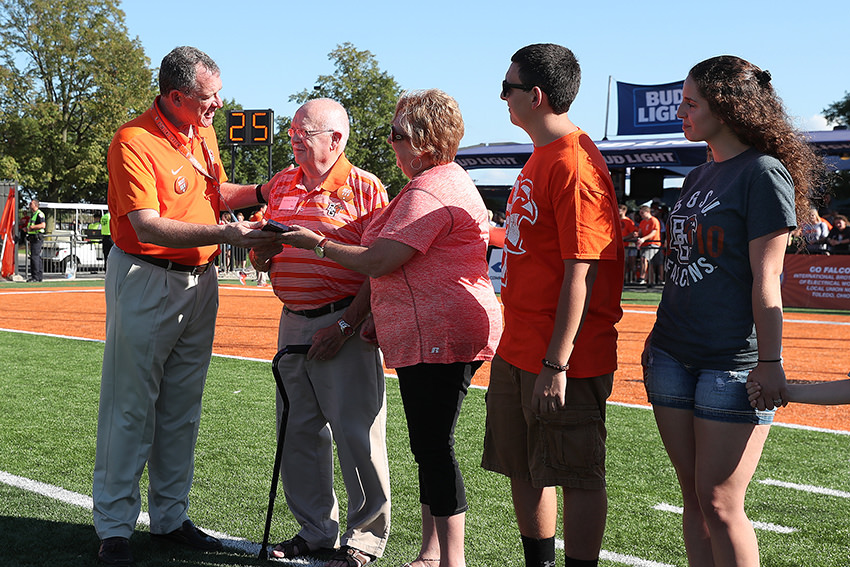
[314,237,329,258]
[337,318,354,337]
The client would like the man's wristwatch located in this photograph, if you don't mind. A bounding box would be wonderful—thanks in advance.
[314,237,329,258]
[337,318,354,337]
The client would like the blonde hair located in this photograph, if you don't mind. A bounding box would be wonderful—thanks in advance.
[394,89,464,164]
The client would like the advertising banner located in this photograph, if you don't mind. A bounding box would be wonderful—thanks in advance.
[781,254,850,310]
[617,80,685,136]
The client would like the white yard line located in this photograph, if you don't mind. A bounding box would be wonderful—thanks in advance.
[1,468,676,567]
[0,470,323,565]
[759,478,850,498]
[653,503,796,534]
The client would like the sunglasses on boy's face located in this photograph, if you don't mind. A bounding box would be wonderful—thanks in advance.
[501,80,534,98]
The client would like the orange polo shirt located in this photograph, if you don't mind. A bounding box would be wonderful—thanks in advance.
[266,154,388,309]
[107,98,227,265]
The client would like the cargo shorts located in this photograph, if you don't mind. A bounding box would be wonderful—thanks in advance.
[482,355,613,490]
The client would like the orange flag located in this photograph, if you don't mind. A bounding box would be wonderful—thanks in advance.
[0,186,16,278]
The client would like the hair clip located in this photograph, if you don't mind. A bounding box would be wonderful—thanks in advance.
[757,69,772,86]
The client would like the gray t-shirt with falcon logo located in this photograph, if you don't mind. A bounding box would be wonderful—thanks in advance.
[651,147,796,370]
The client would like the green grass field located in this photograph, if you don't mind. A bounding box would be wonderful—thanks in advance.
[1,329,849,566]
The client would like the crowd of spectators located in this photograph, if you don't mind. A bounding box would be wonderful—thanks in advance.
[790,205,850,255]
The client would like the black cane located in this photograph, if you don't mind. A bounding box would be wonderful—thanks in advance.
[258,344,311,560]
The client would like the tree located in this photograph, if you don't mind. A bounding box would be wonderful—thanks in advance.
[824,92,850,128]
[290,43,406,196]
[823,93,850,203]
[0,0,155,203]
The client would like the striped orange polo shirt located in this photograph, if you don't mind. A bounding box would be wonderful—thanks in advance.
[266,154,387,309]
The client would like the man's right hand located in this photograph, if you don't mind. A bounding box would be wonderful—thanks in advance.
[223,220,282,248]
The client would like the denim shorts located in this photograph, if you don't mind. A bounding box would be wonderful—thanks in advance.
[644,346,774,425]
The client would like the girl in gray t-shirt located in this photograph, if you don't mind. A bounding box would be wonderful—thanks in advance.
[642,55,824,567]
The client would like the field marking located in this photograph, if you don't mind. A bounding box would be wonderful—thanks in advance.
[759,478,850,498]
[0,470,324,565]
[1,468,670,567]
[623,307,850,326]
[0,288,103,295]
[653,503,796,534]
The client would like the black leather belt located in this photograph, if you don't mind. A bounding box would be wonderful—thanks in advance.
[283,296,355,319]
[129,253,213,276]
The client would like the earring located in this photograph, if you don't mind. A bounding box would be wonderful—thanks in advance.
[410,157,422,171]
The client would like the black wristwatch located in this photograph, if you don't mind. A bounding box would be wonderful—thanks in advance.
[337,318,354,337]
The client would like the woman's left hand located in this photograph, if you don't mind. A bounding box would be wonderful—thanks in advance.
[747,362,788,411]
[279,225,323,251]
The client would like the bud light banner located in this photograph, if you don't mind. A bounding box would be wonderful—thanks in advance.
[617,80,684,135]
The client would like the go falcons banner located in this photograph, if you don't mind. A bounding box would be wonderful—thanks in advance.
[617,80,684,135]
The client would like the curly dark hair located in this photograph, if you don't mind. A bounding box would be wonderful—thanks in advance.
[688,55,824,221]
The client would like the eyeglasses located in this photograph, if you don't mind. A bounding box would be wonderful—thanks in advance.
[501,80,534,98]
[287,127,334,139]
[389,124,407,143]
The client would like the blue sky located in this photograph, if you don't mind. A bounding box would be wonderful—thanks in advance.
[121,0,846,179]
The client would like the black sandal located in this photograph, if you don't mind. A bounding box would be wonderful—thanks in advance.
[272,534,317,558]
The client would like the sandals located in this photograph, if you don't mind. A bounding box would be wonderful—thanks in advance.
[325,545,375,567]
[272,534,323,559]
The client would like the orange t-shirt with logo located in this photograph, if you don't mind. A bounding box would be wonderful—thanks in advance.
[107,98,226,265]
[498,130,623,377]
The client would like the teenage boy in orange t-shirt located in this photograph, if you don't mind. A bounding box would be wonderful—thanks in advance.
[481,44,623,567]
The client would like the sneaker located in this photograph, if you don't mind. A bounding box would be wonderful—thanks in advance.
[98,537,133,566]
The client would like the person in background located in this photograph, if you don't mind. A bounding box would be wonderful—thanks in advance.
[101,209,113,266]
[642,55,823,567]
[798,206,829,254]
[619,204,638,283]
[93,45,279,567]
[481,43,623,567]
[249,204,270,285]
[826,214,850,254]
[279,89,502,567]
[25,199,46,282]
[250,98,391,567]
[636,205,661,285]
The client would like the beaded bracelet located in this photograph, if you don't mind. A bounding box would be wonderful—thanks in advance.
[541,358,569,372]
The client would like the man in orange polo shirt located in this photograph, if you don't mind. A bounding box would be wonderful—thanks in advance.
[250,99,390,567]
[93,46,280,567]
[481,44,623,567]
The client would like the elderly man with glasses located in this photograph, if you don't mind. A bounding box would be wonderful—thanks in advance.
[249,98,391,567]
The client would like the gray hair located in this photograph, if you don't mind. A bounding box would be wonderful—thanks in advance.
[159,46,220,96]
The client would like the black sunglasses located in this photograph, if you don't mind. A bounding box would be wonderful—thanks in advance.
[501,80,534,98]
[389,124,407,142]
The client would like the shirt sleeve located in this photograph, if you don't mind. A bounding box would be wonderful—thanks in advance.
[746,164,796,241]
[108,142,161,217]
[377,186,450,254]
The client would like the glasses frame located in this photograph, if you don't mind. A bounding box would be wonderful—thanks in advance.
[501,80,535,98]
[287,127,335,140]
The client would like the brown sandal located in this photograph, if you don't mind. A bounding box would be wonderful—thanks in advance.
[325,545,375,567]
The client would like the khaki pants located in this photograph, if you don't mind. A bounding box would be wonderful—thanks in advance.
[93,247,218,538]
[275,308,391,557]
